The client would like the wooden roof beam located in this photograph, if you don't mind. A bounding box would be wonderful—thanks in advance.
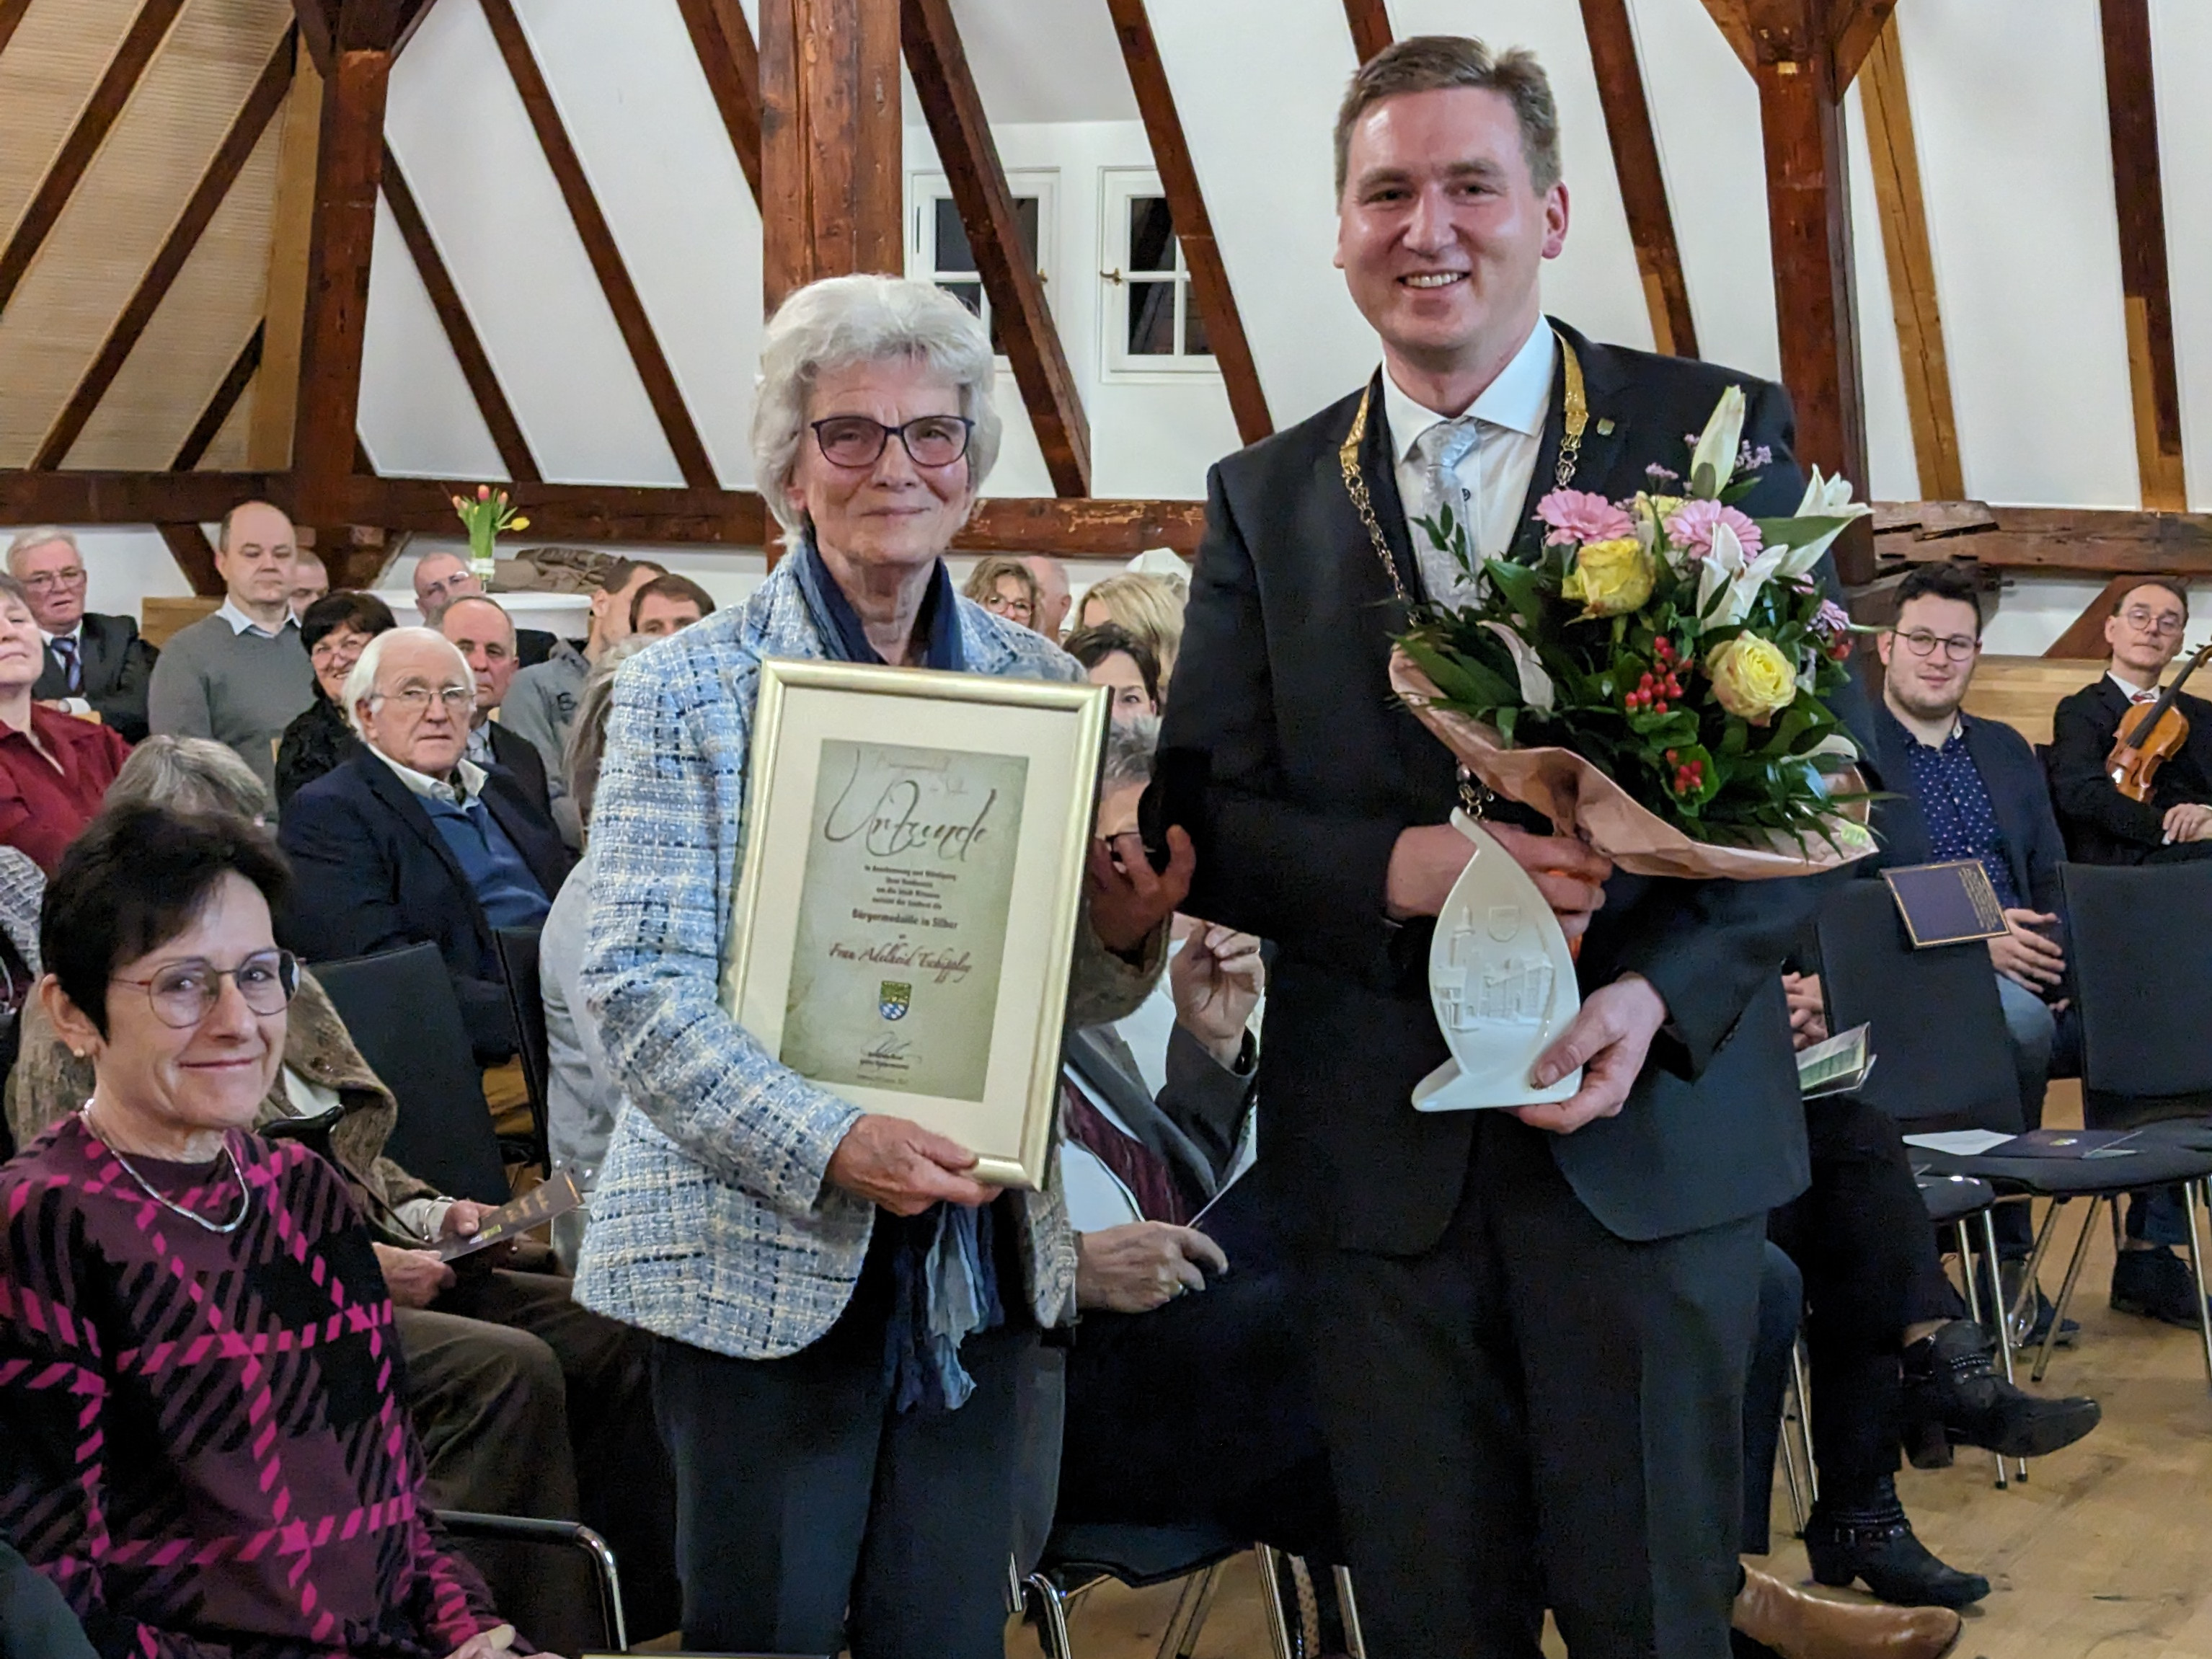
[380,142,540,482]
[672,0,764,207]
[1579,0,1697,358]
[291,0,437,76]
[32,25,296,469]
[1858,17,1962,499]
[2099,0,2186,510]
[174,322,265,471]
[0,0,36,61]
[903,0,1090,495]
[480,0,717,487]
[0,0,190,317]
[1342,0,1391,63]
[1104,0,1272,446]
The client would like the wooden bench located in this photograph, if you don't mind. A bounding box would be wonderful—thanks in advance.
[1959,656,2105,748]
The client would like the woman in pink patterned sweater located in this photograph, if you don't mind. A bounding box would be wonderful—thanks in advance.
[0,805,523,1659]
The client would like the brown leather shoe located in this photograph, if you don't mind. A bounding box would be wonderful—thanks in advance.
[1733,1565,1963,1659]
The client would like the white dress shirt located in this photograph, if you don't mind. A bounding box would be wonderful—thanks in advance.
[214,596,296,640]
[1383,320,1557,608]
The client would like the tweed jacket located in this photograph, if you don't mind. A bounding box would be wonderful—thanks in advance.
[6,968,443,1241]
[573,555,1163,1361]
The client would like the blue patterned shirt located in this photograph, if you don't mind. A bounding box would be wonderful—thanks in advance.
[1900,723,2022,911]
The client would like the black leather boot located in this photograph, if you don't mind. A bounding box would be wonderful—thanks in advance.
[1902,1318,2101,1458]
[1802,1477,1990,1609]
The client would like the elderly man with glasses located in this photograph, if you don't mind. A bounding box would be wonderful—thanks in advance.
[277,627,572,1065]
[6,526,158,741]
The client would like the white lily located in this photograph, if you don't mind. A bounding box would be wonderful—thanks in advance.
[1689,385,1747,499]
[1480,620,1555,713]
[1773,469,1875,578]
[1696,521,1789,627]
[1805,732,1860,764]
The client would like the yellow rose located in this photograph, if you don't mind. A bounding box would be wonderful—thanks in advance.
[1706,634,1797,725]
[1561,536,1653,618]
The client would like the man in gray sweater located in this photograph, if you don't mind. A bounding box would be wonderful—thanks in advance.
[147,500,316,801]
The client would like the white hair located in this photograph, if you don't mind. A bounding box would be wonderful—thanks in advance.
[5,526,77,573]
[751,274,1003,536]
[343,626,472,738]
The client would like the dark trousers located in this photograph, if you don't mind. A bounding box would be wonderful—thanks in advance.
[1766,1097,1961,1505]
[1306,1113,1764,1659]
[650,1223,1038,1659]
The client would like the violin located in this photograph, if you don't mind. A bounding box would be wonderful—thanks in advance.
[2107,640,2212,802]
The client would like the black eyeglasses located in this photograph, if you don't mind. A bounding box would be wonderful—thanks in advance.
[810,415,973,470]
[1893,628,1978,663]
[112,950,299,1029]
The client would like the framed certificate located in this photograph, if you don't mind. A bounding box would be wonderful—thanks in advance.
[722,658,1112,1189]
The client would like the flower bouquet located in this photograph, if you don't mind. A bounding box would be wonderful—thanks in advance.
[451,484,528,585]
[1389,386,1876,1112]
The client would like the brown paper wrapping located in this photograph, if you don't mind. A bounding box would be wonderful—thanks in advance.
[1392,650,1875,882]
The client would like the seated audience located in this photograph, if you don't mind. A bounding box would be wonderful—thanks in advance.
[290,549,330,619]
[146,500,314,799]
[440,596,554,820]
[2047,575,2212,1322]
[11,527,156,742]
[629,572,715,638]
[1065,623,1162,723]
[0,574,130,874]
[1020,552,1071,638]
[503,558,665,782]
[275,590,397,807]
[963,554,1040,630]
[537,640,646,1267]
[279,628,571,1065]
[410,549,483,627]
[4,737,675,1651]
[0,805,519,1659]
[1076,570,1187,694]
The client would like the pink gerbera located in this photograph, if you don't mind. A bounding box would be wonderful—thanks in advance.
[1536,489,1635,547]
[1664,498,1764,559]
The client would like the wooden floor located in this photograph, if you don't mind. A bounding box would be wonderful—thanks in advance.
[1010,1083,2212,1659]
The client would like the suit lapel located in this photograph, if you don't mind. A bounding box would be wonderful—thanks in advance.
[357,755,494,937]
[479,767,567,894]
[1063,1027,1220,1203]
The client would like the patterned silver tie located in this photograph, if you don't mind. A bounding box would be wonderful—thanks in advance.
[1418,419,1483,604]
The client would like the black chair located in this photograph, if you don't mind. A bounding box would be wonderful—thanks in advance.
[493,927,553,1176]
[310,944,510,1205]
[1914,1173,2018,1485]
[434,1511,626,1651]
[2060,859,2212,1126]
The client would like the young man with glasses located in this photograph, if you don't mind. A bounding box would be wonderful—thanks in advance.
[8,527,158,741]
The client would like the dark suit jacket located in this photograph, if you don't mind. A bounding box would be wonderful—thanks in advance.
[32,613,156,742]
[1867,704,2066,915]
[1064,1022,1255,1216]
[485,720,553,823]
[277,750,573,1063]
[1159,319,1854,1252]
[2048,676,2212,864]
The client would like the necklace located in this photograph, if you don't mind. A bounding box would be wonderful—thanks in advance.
[78,1103,252,1235]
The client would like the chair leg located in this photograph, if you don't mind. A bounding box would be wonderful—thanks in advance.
[1255,1546,1298,1659]
[1789,1338,1818,1506]
[1980,1207,2029,1483]
[1025,1572,1075,1659]
[1777,1389,1810,1535]
[1154,1562,1221,1659]
[1954,1218,2007,1489]
[2183,1180,2212,1397]
[1332,1566,1369,1659]
[2035,1198,2105,1384]
[2021,1197,2066,1304]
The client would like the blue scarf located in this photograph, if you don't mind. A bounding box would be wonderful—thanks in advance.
[795,533,1001,1411]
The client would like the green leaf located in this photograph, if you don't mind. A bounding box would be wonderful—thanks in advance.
[1399,637,1516,710]
[1753,514,1855,550]
[1483,557,1548,627]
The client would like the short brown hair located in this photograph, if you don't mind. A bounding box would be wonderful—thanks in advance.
[2114,578,2188,621]
[1334,35,1560,199]
[629,572,717,630]
[596,557,667,595]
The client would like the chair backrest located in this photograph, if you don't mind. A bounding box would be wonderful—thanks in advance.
[492,926,552,1172]
[312,943,510,1203]
[1814,881,2022,1131]
[2059,859,2212,1121]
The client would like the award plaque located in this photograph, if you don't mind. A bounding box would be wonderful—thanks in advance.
[1412,812,1583,1112]
[722,659,1112,1189]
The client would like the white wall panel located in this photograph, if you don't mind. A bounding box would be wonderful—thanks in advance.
[358,198,508,481]
[520,0,761,487]
[1899,1,2136,508]
[2149,0,2212,510]
[384,0,684,486]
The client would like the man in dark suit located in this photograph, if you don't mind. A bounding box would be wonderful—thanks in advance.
[279,627,571,1064]
[1154,37,1902,1659]
[2048,577,2212,866]
[439,594,554,820]
[9,528,156,742]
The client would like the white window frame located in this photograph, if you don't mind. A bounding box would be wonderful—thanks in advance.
[906,169,1060,363]
[1098,167,1218,380]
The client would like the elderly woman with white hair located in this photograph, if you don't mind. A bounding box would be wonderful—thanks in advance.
[573,274,1191,1658]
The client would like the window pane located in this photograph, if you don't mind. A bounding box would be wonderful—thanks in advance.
[1128,195,1175,273]
[933,198,976,273]
[1127,280,1175,355]
[1014,195,1041,266]
[1182,280,1213,358]
[940,280,983,319]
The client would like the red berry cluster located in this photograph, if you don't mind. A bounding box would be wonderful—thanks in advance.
[1624,638,1686,715]
[1663,747,1706,794]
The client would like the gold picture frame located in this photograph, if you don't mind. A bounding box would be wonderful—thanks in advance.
[721,658,1111,1189]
